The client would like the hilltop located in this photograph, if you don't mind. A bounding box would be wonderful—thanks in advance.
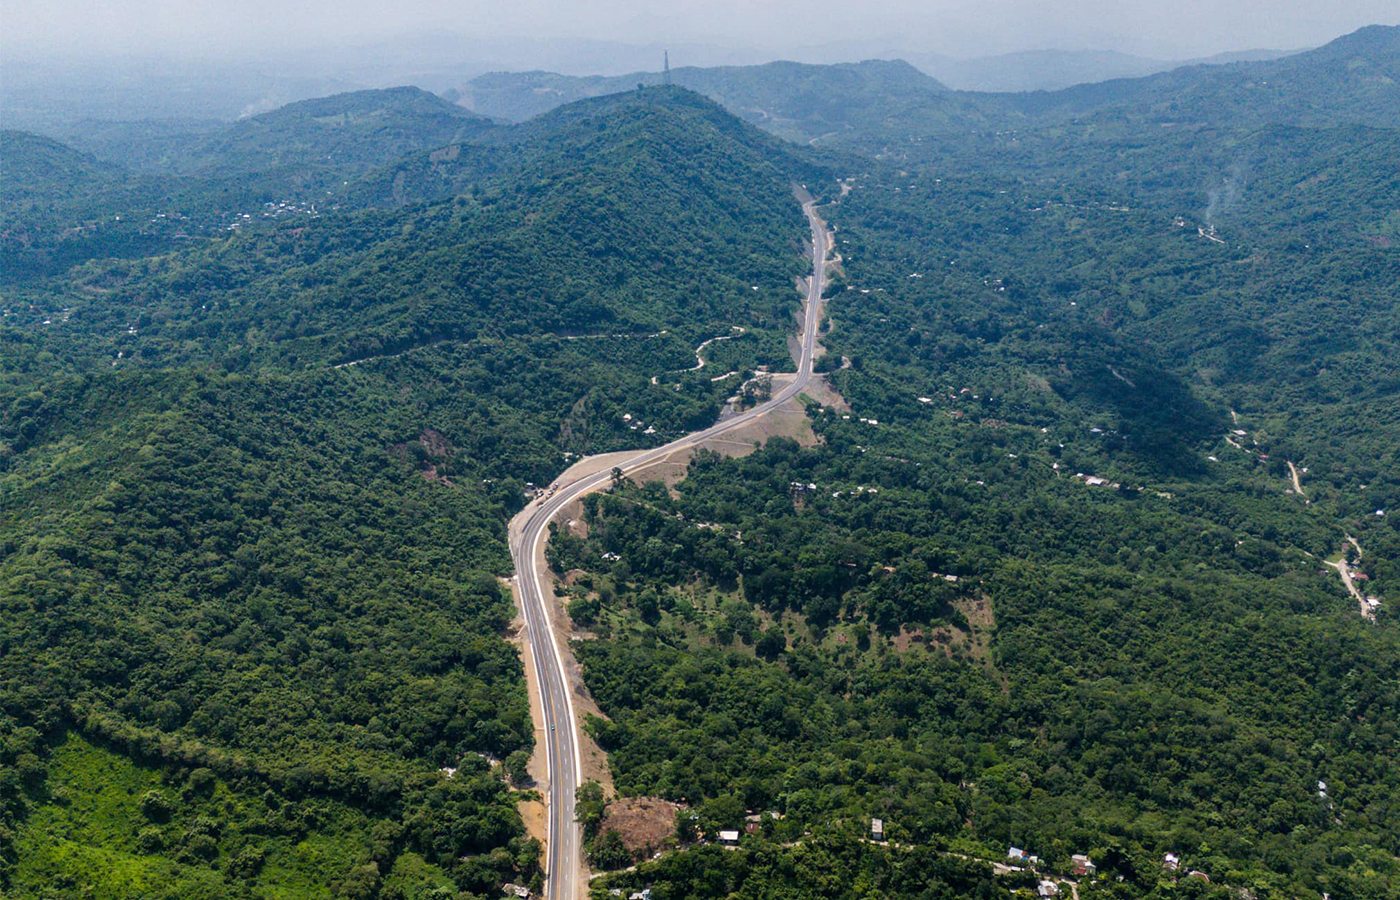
[354,84,827,208]
[909,46,1297,93]
[0,131,183,278]
[30,86,823,369]
[1,88,501,280]
[458,59,978,143]
[167,86,495,176]
[0,131,129,204]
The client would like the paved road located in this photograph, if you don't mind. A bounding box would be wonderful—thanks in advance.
[508,191,829,900]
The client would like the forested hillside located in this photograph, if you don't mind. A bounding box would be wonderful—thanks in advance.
[3,21,1398,900]
[0,86,822,899]
[1,89,498,281]
[0,130,188,279]
[164,87,495,178]
[566,135,1399,897]
[532,28,1400,900]
[1005,24,1400,129]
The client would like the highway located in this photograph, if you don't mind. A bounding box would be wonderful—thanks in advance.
[507,190,829,900]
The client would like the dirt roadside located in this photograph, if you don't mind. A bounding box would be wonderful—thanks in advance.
[1287,460,1307,500]
[1325,536,1375,622]
[507,372,846,816]
[506,196,848,882]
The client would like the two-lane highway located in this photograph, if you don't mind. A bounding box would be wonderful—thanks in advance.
[508,191,829,900]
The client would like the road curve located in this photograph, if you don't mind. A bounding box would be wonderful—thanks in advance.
[508,191,829,900]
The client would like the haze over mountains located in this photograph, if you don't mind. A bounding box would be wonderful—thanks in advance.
[12,23,1394,184]
[458,26,1400,142]
[908,46,1297,92]
[0,29,1318,136]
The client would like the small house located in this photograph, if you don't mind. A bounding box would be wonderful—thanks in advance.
[718,830,740,845]
[1038,880,1060,897]
[502,884,530,899]
[871,818,884,841]
[1163,853,1180,871]
[1008,847,1028,861]
[1071,854,1096,877]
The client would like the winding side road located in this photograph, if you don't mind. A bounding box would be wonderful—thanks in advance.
[1326,536,1375,621]
[507,190,830,900]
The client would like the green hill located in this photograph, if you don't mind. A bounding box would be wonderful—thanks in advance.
[0,89,499,281]
[0,130,129,205]
[0,130,184,279]
[33,87,821,368]
[0,86,828,899]
[353,83,829,208]
[461,59,978,143]
[169,86,495,177]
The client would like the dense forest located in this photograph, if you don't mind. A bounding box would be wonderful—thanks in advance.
[0,87,817,898]
[549,31,1398,900]
[2,22,1398,900]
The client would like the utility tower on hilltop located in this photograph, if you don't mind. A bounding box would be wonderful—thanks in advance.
[664,51,672,85]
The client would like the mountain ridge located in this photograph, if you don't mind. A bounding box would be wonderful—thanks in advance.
[457,59,960,141]
[169,85,495,176]
[1006,23,1400,128]
[453,25,1400,140]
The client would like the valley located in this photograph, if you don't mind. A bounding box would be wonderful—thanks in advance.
[2,21,1398,900]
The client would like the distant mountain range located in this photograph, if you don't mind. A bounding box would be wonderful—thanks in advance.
[907,47,1298,92]
[0,31,1331,138]
[455,25,1400,139]
[1002,24,1400,128]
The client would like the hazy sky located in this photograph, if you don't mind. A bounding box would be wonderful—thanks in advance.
[5,0,1398,62]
